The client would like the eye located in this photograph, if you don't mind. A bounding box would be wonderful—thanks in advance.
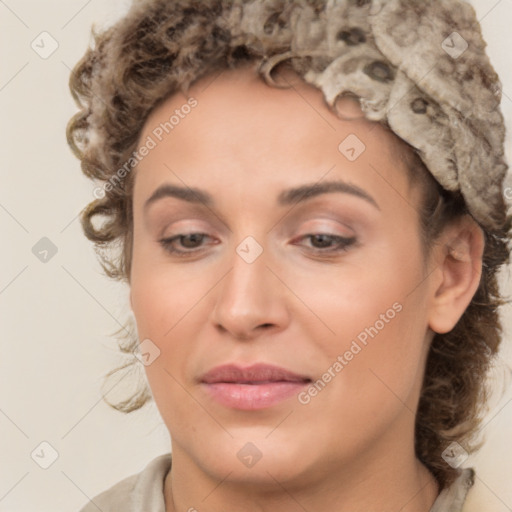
[159,232,357,258]
[295,233,357,255]
[159,232,214,256]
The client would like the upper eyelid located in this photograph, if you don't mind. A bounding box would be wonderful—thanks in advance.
[146,194,376,232]
[155,211,363,247]
[161,220,356,238]
[154,206,362,227]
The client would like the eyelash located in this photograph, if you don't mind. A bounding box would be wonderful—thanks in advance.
[158,232,357,257]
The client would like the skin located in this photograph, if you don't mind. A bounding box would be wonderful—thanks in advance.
[129,62,484,512]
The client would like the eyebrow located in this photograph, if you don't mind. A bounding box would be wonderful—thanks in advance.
[143,179,380,212]
[277,180,380,210]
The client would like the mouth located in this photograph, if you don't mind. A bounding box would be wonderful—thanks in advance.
[200,363,312,410]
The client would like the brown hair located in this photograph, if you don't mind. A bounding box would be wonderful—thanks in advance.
[66,0,511,490]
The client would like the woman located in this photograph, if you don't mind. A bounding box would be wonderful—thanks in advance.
[67,0,511,510]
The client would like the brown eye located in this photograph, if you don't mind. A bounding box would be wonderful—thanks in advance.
[297,233,357,254]
[179,233,206,248]
[159,233,212,256]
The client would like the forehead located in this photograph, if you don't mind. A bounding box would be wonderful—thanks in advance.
[140,63,399,147]
[132,64,412,205]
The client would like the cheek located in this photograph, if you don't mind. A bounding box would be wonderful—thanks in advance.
[310,237,425,349]
[296,280,429,456]
[130,242,205,335]
[302,232,429,405]
[129,250,212,365]
[315,285,426,394]
[129,268,201,424]
[130,279,205,405]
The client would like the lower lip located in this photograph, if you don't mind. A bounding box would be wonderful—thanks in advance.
[201,381,309,410]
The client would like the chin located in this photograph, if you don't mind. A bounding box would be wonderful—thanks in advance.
[187,431,313,485]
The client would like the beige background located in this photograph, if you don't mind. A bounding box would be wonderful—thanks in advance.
[1,1,511,511]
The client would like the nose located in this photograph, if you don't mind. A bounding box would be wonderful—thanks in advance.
[209,241,290,341]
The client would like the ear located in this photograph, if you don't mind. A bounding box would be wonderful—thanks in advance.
[427,215,485,334]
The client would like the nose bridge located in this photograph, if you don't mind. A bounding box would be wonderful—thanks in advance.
[210,234,288,338]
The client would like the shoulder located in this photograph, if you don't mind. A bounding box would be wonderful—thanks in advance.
[462,468,508,512]
[430,466,503,512]
[79,473,137,512]
[78,453,173,512]
[431,467,475,512]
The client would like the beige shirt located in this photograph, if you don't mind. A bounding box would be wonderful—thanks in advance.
[78,453,475,512]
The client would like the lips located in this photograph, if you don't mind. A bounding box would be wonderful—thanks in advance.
[200,363,311,384]
[200,363,312,410]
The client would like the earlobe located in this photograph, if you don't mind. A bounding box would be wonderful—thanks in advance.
[428,216,485,334]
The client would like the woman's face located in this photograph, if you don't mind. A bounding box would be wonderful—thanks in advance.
[129,64,436,485]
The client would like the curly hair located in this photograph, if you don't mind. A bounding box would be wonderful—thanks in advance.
[66,0,511,490]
